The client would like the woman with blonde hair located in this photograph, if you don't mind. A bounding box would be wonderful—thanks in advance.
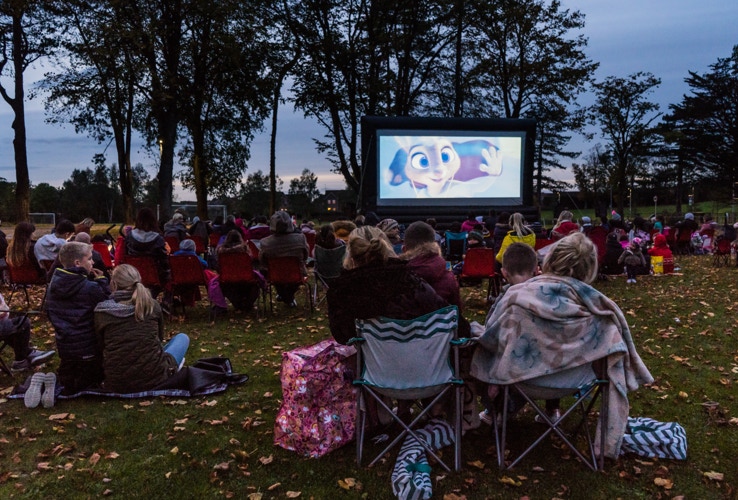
[550,210,580,240]
[94,264,189,392]
[495,212,535,264]
[327,226,448,345]
[472,232,653,458]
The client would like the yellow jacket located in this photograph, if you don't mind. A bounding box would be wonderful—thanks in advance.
[496,230,536,263]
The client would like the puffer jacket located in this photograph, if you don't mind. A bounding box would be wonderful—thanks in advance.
[406,252,462,310]
[327,259,449,345]
[94,290,176,392]
[46,267,111,359]
[125,229,170,283]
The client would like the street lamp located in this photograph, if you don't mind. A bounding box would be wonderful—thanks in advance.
[654,195,658,219]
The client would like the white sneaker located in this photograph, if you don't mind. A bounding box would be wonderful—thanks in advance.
[479,409,494,426]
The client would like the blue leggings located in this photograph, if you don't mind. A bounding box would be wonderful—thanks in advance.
[163,333,190,369]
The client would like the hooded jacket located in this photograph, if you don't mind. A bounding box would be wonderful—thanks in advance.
[46,267,111,359]
[34,233,67,262]
[125,229,170,283]
[406,251,461,309]
[94,290,175,392]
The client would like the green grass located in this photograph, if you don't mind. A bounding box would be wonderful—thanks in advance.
[1,255,737,499]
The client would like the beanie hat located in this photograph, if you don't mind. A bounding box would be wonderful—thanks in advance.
[654,234,667,247]
[581,216,591,224]
[685,212,694,220]
[403,221,436,248]
[610,211,621,221]
[179,239,196,252]
[173,213,184,221]
[468,231,484,242]
[377,218,399,234]
[632,237,642,246]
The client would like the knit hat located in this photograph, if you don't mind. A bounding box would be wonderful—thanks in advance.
[581,216,591,225]
[173,213,184,221]
[610,211,621,221]
[685,212,694,220]
[632,237,642,246]
[270,210,294,234]
[179,239,196,252]
[653,234,667,247]
[468,231,484,243]
[377,218,399,234]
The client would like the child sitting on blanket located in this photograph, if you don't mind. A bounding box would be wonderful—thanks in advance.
[94,264,189,393]
[477,243,539,426]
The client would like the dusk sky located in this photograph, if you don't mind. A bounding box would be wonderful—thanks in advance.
[1,0,736,199]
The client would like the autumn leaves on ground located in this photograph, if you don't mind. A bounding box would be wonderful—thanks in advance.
[0,255,736,499]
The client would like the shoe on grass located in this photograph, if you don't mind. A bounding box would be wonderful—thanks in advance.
[41,373,57,409]
[11,349,55,372]
[479,409,494,426]
[534,408,562,424]
[24,372,45,408]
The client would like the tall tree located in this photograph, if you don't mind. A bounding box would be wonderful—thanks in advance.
[235,170,283,218]
[663,45,738,203]
[43,0,142,223]
[0,0,57,220]
[287,168,319,217]
[589,72,661,215]
[571,144,610,210]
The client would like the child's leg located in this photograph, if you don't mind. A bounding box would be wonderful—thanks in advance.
[163,333,190,369]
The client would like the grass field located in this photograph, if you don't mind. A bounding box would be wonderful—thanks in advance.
[1,254,737,499]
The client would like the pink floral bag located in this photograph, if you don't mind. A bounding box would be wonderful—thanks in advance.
[274,339,357,457]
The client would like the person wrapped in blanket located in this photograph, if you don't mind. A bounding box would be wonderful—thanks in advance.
[471,232,654,459]
[94,264,189,393]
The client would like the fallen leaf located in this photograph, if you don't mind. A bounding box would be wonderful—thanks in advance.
[704,471,724,481]
[49,413,70,420]
[213,462,230,471]
[258,455,273,465]
[246,494,262,500]
[498,476,522,487]
[467,460,485,469]
[267,482,281,491]
[106,452,119,459]
[338,477,356,490]
[139,401,153,407]
[285,492,301,498]
[654,477,673,489]
[89,453,101,466]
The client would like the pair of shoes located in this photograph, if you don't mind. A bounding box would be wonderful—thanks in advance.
[25,373,56,408]
[11,349,55,372]
[534,408,562,424]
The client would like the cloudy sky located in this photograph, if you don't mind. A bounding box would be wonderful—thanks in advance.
[1,0,736,198]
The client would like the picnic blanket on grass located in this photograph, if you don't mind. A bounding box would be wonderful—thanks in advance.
[10,357,248,400]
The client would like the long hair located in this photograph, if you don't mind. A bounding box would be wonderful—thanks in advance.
[6,222,36,267]
[343,226,395,270]
[542,232,598,284]
[553,210,574,231]
[508,212,532,237]
[111,264,158,321]
[134,207,160,233]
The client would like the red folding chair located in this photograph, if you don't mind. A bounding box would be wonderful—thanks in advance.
[123,256,162,289]
[713,237,732,267]
[92,241,114,269]
[304,232,317,259]
[246,240,260,262]
[165,236,180,253]
[6,261,46,310]
[186,235,207,255]
[266,256,312,314]
[457,247,499,302]
[168,255,207,316]
[218,252,265,316]
[534,238,555,251]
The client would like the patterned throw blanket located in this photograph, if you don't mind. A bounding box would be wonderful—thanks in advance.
[471,274,654,458]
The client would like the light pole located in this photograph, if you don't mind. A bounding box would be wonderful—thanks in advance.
[654,195,658,219]
[629,187,632,219]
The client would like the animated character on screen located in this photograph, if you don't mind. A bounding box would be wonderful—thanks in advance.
[387,137,502,197]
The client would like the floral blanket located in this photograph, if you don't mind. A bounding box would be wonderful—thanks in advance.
[471,274,654,458]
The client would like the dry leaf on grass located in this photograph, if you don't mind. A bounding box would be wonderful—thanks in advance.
[258,455,273,465]
[285,492,301,498]
[338,477,356,490]
[654,477,673,489]
[703,471,724,481]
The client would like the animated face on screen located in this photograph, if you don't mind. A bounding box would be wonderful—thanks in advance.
[387,137,503,197]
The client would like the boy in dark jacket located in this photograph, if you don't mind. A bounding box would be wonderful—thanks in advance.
[46,242,111,394]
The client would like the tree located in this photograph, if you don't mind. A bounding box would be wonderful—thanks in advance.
[43,0,142,223]
[589,72,661,215]
[288,169,320,217]
[663,45,738,203]
[235,170,283,218]
[0,0,58,220]
[459,0,597,203]
[572,144,611,211]
[30,182,61,214]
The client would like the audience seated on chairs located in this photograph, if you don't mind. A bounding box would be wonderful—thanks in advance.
[444,221,467,262]
[46,232,110,282]
[34,219,75,265]
[217,230,262,312]
[312,225,346,293]
[331,219,357,244]
[377,218,403,255]
[402,221,463,310]
[0,292,55,372]
[94,264,189,393]
[188,216,212,246]
[242,215,271,246]
[125,207,171,293]
[495,213,535,265]
[472,233,654,460]
[46,242,111,395]
[163,212,188,242]
[327,226,448,346]
[259,211,309,307]
[6,222,46,283]
[173,239,207,268]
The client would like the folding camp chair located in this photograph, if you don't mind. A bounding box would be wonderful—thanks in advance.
[713,236,732,267]
[218,251,265,316]
[164,236,181,253]
[168,255,207,316]
[6,261,46,310]
[444,231,467,262]
[457,247,499,302]
[92,241,114,269]
[312,245,346,308]
[490,359,609,471]
[123,256,163,296]
[187,235,207,256]
[351,306,465,471]
[265,256,312,313]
